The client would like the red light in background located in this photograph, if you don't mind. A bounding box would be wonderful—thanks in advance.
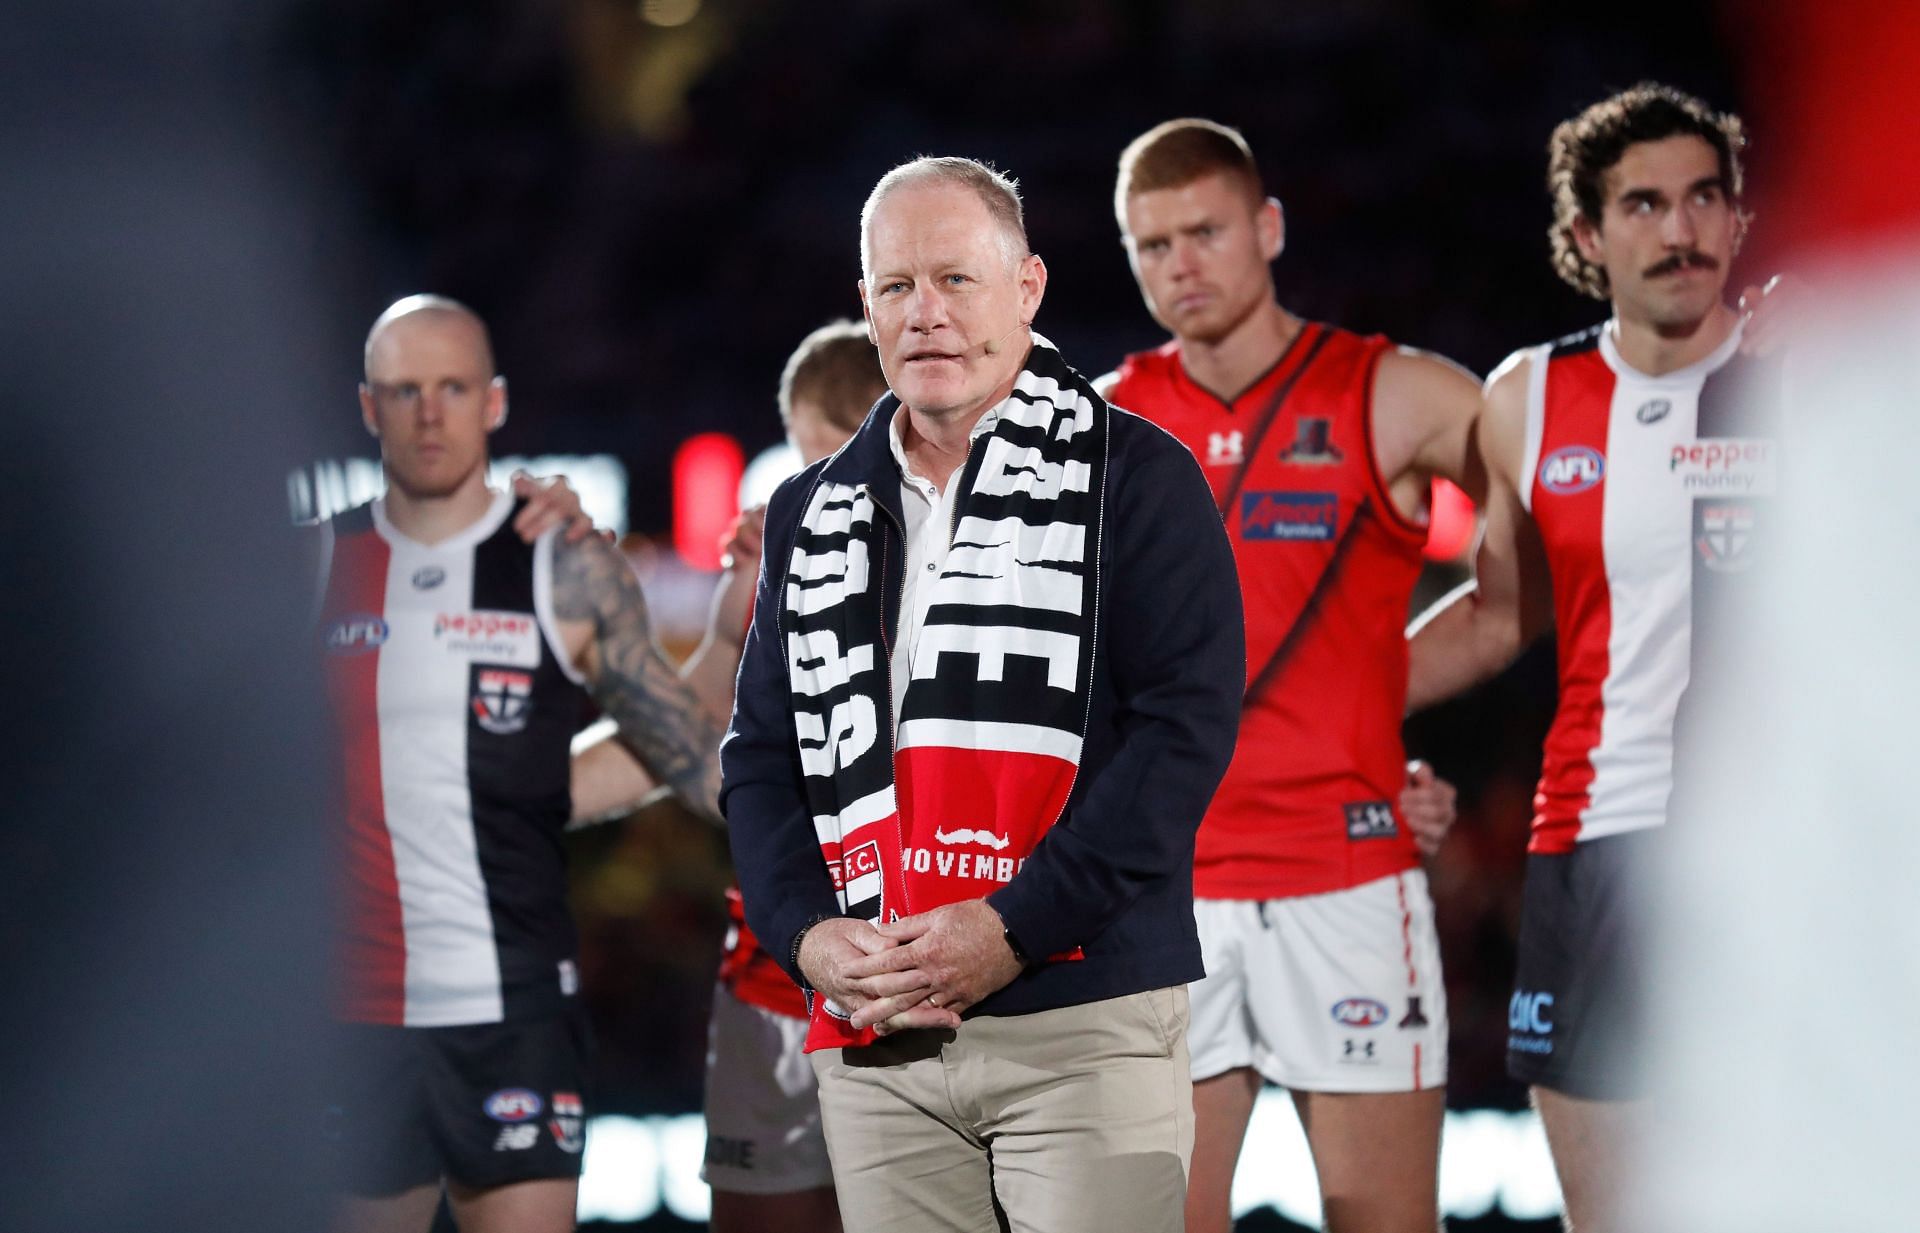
[673,432,744,570]
[1423,478,1475,562]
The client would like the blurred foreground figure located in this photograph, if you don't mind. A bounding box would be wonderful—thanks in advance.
[1408,84,1781,1232]
[1100,118,1471,1233]
[571,320,884,1233]
[0,6,347,1230]
[1636,5,1920,1228]
[318,297,721,1233]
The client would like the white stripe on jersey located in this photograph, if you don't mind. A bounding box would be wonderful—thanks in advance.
[372,493,513,1026]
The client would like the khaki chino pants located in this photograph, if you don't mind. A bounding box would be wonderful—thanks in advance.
[809,987,1193,1233]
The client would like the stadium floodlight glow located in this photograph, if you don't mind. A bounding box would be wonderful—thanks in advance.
[575,1115,660,1223]
[573,1095,1562,1224]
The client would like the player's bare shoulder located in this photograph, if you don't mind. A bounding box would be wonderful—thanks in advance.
[1478,348,1535,492]
[1370,345,1486,498]
[549,526,639,618]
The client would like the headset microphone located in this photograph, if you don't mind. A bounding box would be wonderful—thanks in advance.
[981,322,1027,357]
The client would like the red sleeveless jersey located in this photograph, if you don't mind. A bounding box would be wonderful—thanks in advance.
[1105,324,1427,898]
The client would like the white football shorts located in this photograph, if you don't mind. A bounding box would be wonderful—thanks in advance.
[1188,869,1447,1092]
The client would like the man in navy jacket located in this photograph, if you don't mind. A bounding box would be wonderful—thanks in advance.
[720,155,1243,1233]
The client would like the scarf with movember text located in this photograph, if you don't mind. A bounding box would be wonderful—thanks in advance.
[779,336,1108,1049]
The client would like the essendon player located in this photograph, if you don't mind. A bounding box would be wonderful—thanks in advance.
[570,321,882,1233]
[317,296,722,1233]
[1406,85,1784,1232]
[1099,120,1477,1233]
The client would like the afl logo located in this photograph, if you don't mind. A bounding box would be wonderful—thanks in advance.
[1330,997,1389,1028]
[411,565,446,590]
[484,1089,544,1123]
[1539,446,1605,495]
[323,614,388,655]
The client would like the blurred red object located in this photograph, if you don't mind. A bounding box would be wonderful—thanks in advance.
[1423,478,1475,562]
[673,432,743,570]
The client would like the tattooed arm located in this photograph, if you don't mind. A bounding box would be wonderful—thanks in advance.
[550,532,723,823]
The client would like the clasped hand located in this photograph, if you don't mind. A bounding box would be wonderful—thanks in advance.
[796,900,1025,1037]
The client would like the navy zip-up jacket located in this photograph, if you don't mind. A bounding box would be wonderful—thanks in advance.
[720,395,1245,1019]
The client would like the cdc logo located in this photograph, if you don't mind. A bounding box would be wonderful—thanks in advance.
[1508,990,1555,1035]
[1538,446,1605,495]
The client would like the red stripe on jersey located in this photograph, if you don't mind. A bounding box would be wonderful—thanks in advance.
[1529,349,1617,853]
[1395,874,1416,989]
[324,528,407,1023]
[1395,873,1422,1090]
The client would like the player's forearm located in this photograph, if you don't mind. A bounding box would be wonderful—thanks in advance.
[568,734,660,826]
[678,625,745,734]
[1405,580,1524,711]
[552,535,726,824]
[593,677,723,824]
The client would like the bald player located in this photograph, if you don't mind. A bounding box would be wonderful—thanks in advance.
[1098,120,1479,1233]
[571,320,884,1233]
[316,295,722,1233]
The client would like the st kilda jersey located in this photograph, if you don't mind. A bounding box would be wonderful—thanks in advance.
[1105,323,1427,899]
[1516,320,1776,853]
[316,492,588,1026]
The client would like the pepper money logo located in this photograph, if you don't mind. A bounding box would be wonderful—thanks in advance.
[1670,438,1775,495]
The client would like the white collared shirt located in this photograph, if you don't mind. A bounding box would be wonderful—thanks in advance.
[887,404,1000,731]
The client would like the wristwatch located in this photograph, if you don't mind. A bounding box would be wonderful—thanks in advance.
[790,912,836,985]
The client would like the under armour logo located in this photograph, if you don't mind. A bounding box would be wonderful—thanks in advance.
[1207,430,1244,466]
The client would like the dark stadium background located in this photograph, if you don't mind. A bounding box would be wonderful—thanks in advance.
[0,2,1764,1230]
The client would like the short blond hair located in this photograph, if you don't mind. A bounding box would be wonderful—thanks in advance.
[860,156,1028,279]
[1115,118,1263,229]
[778,320,886,433]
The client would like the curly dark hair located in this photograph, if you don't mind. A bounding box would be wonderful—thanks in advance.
[1547,82,1749,300]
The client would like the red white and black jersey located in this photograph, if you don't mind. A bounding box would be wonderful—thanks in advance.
[1516,321,1773,853]
[1105,323,1428,900]
[317,493,588,1027]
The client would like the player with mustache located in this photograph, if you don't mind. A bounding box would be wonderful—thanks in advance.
[1407,83,1785,1233]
